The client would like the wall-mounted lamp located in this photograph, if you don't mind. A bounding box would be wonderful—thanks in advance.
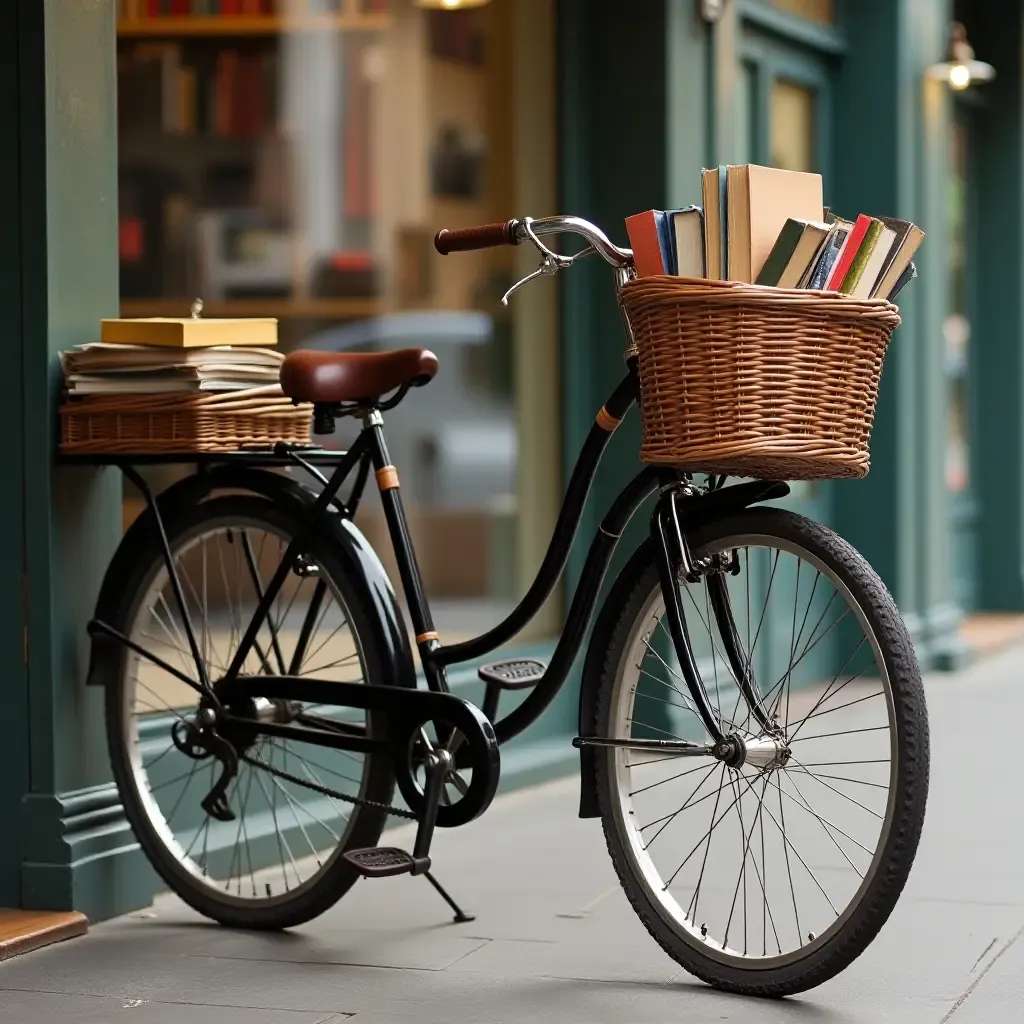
[415,0,491,9]
[926,22,995,90]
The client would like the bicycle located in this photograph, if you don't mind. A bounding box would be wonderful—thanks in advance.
[80,214,929,998]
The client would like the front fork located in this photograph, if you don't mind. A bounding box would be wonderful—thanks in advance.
[650,485,775,746]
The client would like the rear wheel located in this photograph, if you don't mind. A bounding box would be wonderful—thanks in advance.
[589,508,929,996]
[105,496,396,929]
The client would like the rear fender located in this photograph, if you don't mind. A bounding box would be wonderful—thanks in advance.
[85,465,416,692]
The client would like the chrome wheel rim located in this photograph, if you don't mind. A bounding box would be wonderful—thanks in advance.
[119,515,375,906]
[608,533,899,969]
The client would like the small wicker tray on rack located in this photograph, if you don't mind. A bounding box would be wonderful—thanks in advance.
[58,385,313,455]
[619,276,902,481]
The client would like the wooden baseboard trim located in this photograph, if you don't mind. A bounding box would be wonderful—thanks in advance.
[0,909,88,961]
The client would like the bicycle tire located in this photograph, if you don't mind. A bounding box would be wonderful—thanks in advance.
[586,507,929,996]
[103,495,396,930]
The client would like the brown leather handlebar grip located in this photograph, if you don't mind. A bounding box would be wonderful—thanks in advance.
[434,220,519,255]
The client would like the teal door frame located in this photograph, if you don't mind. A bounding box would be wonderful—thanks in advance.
[0,0,31,911]
[828,0,964,668]
[735,9,841,533]
[946,95,983,613]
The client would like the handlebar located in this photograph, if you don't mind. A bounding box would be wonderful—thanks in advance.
[433,215,634,268]
[434,220,518,255]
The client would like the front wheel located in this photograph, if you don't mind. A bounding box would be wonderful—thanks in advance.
[587,507,929,997]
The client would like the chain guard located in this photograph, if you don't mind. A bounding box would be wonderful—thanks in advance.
[219,676,501,828]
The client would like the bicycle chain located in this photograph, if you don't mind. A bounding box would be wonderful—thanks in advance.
[240,752,418,821]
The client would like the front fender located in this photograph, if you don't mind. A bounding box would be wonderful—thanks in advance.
[85,465,416,693]
[575,479,789,818]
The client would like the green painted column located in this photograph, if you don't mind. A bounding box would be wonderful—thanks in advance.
[14,0,157,919]
[911,2,964,667]
[966,4,1024,612]
[831,0,962,669]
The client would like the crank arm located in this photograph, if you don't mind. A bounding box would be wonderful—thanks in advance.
[573,736,715,756]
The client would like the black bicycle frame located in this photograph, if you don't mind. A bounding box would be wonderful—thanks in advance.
[86,361,787,760]
[207,370,650,735]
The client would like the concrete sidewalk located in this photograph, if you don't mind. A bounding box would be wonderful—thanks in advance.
[2,643,1024,1022]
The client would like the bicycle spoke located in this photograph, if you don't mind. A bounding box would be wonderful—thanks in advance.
[788,757,886,820]
[629,760,715,798]
[251,762,300,893]
[687,764,728,925]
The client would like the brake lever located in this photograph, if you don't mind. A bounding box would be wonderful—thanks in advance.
[501,253,563,306]
[501,217,582,306]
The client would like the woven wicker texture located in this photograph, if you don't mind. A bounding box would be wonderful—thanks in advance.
[59,385,312,455]
[620,276,902,480]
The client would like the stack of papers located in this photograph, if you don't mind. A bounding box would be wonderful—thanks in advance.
[60,343,284,396]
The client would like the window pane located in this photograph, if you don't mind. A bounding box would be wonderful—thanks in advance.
[764,0,834,25]
[770,79,816,172]
[946,115,970,494]
[116,1,556,642]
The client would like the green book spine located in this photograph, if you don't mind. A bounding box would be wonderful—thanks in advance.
[840,219,883,294]
[755,219,804,286]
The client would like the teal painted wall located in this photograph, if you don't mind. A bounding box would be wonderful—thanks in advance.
[965,3,1024,611]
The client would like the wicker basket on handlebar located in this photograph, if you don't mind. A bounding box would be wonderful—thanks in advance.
[618,277,902,481]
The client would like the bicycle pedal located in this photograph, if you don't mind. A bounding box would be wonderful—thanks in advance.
[343,846,430,878]
[478,658,546,689]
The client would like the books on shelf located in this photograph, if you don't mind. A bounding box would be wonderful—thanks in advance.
[624,163,924,303]
[60,343,284,396]
[117,1,388,18]
[118,41,279,138]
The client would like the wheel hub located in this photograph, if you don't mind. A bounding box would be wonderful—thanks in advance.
[713,731,791,771]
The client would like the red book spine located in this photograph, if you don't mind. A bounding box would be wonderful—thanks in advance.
[825,214,871,291]
[147,0,160,16]
[222,0,242,14]
[170,0,191,13]
[624,211,667,277]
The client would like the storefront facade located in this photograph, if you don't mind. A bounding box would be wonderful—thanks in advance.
[1,0,1017,920]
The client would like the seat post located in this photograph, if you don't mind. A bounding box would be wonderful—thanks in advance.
[362,409,448,692]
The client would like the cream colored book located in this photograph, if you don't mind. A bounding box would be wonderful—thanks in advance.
[726,164,824,283]
[100,317,278,349]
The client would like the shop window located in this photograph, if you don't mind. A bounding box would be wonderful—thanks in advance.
[116,0,558,643]
[770,79,816,172]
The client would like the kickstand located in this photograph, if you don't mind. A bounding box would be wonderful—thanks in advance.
[423,870,475,924]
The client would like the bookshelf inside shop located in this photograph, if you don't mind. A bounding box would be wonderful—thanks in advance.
[115,0,509,350]
[115,0,521,597]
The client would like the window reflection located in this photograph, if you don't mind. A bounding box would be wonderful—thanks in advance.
[770,79,815,173]
[116,0,554,641]
[946,116,970,494]
[765,0,834,26]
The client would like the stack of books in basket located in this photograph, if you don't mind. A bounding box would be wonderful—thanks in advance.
[624,163,923,301]
[618,164,924,482]
[58,311,312,455]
